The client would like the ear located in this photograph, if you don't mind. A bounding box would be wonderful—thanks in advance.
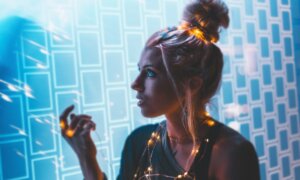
[187,76,203,95]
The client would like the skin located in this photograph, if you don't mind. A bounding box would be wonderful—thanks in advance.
[60,46,260,180]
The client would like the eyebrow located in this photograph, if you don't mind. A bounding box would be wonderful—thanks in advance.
[138,64,154,70]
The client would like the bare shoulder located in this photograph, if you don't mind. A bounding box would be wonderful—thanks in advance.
[208,122,260,180]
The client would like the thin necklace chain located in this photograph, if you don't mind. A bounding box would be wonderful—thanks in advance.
[133,122,211,180]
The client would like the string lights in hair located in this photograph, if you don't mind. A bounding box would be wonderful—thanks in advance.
[177,20,217,44]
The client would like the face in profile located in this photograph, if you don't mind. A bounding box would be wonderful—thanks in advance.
[131,47,182,118]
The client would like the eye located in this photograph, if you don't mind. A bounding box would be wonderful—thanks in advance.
[145,69,156,78]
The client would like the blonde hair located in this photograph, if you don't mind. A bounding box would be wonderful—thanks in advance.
[146,0,229,144]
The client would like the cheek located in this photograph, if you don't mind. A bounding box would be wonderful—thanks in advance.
[147,80,179,110]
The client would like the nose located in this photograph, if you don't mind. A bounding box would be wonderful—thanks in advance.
[131,75,144,92]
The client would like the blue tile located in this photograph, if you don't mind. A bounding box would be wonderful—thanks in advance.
[284,37,292,56]
[0,96,24,137]
[76,1,98,26]
[100,0,119,9]
[145,0,160,11]
[104,51,125,84]
[29,115,55,154]
[22,31,48,68]
[261,37,269,57]
[101,14,122,46]
[25,73,52,111]
[286,63,295,83]
[250,79,260,100]
[274,51,282,70]
[219,29,229,44]
[292,140,300,160]
[282,156,290,177]
[126,33,144,64]
[280,130,289,150]
[271,173,279,180]
[245,0,254,15]
[275,77,284,97]
[1,140,28,179]
[231,7,242,29]
[258,10,267,30]
[234,37,243,58]
[53,52,77,87]
[111,125,129,159]
[108,89,128,121]
[259,163,267,180]
[262,64,272,85]
[272,24,280,43]
[223,55,231,74]
[270,0,278,17]
[79,33,101,66]
[282,11,291,30]
[288,89,296,108]
[290,115,299,134]
[282,0,289,5]
[82,71,104,105]
[255,135,265,157]
[264,92,274,113]
[295,166,300,180]
[164,1,180,26]
[238,94,247,105]
[269,146,278,168]
[240,123,250,140]
[246,23,256,43]
[124,0,142,28]
[267,119,276,140]
[236,66,246,88]
[253,107,262,129]
[222,81,233,104]
[278,103,286,124]
[32,157,57,180]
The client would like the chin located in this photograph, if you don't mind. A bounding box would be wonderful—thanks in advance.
[140,109,161,118]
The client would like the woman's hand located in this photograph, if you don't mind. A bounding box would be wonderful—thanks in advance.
[59,105,97,158]
[59,105,105,180]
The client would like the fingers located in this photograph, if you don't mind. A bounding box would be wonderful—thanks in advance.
[69,114,92,130]
[80,121,96,136]
[59,105,74,130]
[66,115,95,138]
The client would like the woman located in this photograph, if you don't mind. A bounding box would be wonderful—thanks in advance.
[59,0,260,179]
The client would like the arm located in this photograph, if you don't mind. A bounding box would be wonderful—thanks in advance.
[210,138,260,180]
[60,105,106,180]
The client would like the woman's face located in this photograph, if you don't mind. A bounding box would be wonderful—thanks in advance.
[131,47,182,118]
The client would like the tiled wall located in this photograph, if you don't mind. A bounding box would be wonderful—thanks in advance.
[0,0,299,179]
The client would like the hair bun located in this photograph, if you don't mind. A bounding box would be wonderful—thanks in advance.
[182,0,229,43]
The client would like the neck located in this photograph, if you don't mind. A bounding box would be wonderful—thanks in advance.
[165,109,210,144]
[165,110,191,140]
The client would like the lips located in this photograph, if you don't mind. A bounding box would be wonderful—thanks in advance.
[136,94,145,106]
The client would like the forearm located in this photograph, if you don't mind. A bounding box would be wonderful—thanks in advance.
[79,155,105,180]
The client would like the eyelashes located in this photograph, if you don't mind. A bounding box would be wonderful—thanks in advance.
[138,68,157,78]
[145,69,157,78]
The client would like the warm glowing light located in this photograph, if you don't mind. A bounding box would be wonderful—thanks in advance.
[147,139,154,146]
[177,174,183,178]
[66,129,74,137]
[60,121,66,129]
[206,120,215,127]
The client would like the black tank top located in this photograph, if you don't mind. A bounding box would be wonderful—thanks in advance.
[132,120,222,180]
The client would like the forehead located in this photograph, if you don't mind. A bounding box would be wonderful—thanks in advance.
[138,47,163,69]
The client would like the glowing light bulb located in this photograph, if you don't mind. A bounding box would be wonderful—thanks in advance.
[60,121,66,129]
[206,120,215,127]
[147,139,154,146]
[66,129,74,137]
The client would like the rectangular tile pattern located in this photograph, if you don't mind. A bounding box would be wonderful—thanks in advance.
[0,0,300,179]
